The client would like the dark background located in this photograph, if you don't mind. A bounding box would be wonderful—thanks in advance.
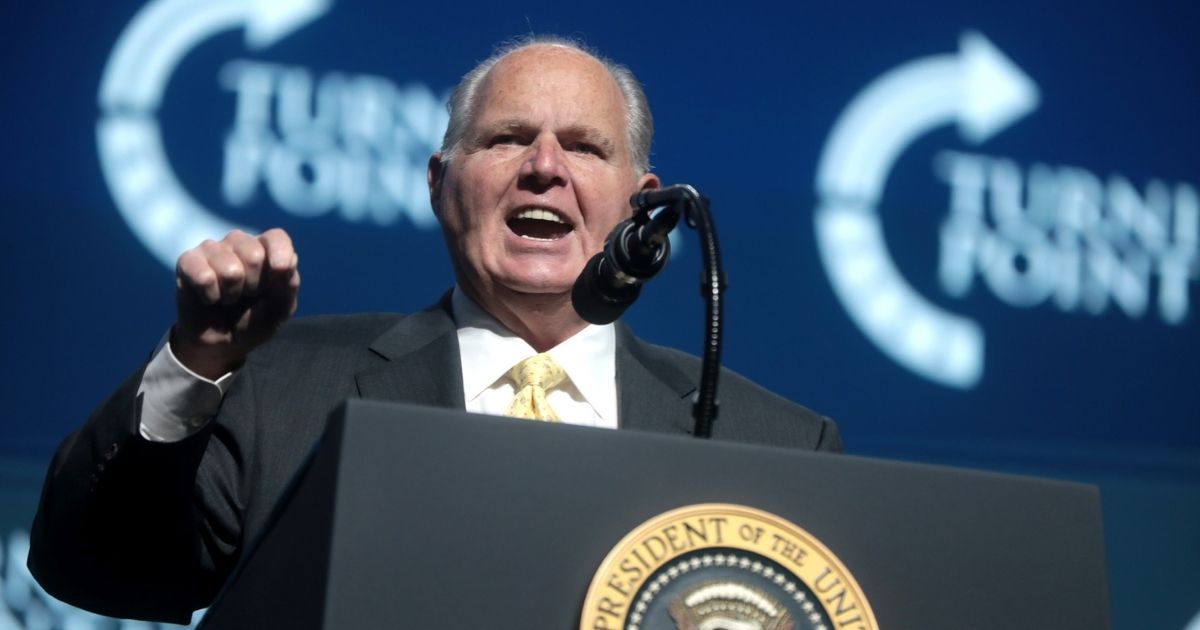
[0,0,1196,628]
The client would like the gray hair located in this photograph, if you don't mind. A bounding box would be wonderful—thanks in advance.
[439,35,654,175]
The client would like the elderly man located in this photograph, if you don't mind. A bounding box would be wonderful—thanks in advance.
[29,37,841,622]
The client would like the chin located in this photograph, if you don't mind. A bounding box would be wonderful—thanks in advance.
[505,278,575,296]
[489,258,578,292]
[496,269,579,296]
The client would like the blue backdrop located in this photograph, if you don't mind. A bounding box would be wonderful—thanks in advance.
[1,1,1197,628]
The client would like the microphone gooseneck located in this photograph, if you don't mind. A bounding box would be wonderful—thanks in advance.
[570,184,725,439]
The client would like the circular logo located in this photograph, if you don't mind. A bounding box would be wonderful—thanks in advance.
[96,0,333,269]
[813,31,1040,389]
[581,504,877,630]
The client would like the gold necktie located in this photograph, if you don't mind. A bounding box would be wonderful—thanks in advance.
[506,353,566,422]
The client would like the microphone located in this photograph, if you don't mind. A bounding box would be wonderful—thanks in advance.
[629,187,689,211]
[571,195,681,325]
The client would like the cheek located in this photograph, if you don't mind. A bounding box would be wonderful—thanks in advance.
[448,169,508,226]
[579,179,637,233]
[440,182,484,234]
[577,217,619,254]
[588,197,633,236]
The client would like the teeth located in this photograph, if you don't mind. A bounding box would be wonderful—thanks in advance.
[514,208,566,224]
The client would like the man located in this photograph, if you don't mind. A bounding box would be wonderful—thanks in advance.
[29,37,841,623]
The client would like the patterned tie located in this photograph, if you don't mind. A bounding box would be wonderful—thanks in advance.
[506,353,566,422]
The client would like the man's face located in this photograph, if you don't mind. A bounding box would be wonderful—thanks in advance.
[430,46,658,309]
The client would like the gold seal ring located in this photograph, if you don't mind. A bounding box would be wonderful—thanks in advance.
[580,504,878,630]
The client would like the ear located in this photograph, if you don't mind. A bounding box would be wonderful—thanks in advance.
[636,172,660,192]
[633,172,661,214]
[427,153,446,218]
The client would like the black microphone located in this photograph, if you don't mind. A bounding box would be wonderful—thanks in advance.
[571,199,680,325]
[630,187,689,211]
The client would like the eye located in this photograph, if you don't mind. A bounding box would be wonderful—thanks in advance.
[568,142,602,156]
[489,134,523,147]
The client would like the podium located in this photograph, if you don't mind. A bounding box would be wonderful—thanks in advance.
[199,399,1110,629]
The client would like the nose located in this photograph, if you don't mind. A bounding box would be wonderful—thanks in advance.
[518,135,568,190]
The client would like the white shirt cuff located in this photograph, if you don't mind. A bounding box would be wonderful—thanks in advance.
[136,342,237,443]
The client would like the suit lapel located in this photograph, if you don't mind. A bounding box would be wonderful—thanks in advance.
[615,323,696,437]
[354,298,466,410]
[351,299,693,436]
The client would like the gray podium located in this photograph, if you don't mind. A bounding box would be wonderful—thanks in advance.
[199,399,1110,629]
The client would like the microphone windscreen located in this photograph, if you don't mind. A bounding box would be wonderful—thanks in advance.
[571,253,640,325]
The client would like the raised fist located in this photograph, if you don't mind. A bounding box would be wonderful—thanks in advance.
[171,229,300,379]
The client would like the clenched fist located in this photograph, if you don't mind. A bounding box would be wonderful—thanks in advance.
[171,229,300,379]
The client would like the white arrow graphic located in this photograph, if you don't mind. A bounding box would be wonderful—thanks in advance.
[813,31,1039,388]
[97,0,331,268]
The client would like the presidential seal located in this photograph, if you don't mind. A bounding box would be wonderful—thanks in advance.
[580,504,877,630]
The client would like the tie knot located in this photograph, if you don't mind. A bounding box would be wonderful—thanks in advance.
[509,353,566,391]
[506,354,567,422]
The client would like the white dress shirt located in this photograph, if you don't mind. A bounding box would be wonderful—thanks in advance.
[452,288,617,428]
[137,288,618,442]
[137,343,235,442]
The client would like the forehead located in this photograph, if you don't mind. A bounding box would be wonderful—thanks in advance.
[473,46,628,132]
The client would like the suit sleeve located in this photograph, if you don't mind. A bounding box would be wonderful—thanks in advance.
[27,360,250,623]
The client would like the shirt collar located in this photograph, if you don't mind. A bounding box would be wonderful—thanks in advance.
[451,286,616,422]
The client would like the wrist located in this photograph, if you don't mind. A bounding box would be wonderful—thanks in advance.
[169,328,244,380]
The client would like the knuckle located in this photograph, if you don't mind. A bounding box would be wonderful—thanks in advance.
[264,228,293,249]
[242,246,265,266]
[176,249,201,270]
[189,268,217,289]
[199,239,231,259]
[217,262,245,283]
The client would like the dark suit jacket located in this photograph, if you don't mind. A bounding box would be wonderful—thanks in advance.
[28,301,840,623]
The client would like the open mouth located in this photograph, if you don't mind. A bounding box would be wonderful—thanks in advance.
[507,208,574,241]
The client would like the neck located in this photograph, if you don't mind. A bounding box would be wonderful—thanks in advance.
[459,283,588,352]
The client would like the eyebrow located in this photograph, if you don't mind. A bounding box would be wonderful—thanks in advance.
[480,119,618,155]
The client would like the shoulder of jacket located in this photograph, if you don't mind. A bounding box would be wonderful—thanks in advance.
[248,312,407,365]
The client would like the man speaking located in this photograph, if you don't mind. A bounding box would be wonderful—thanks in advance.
[29,36,841,622]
